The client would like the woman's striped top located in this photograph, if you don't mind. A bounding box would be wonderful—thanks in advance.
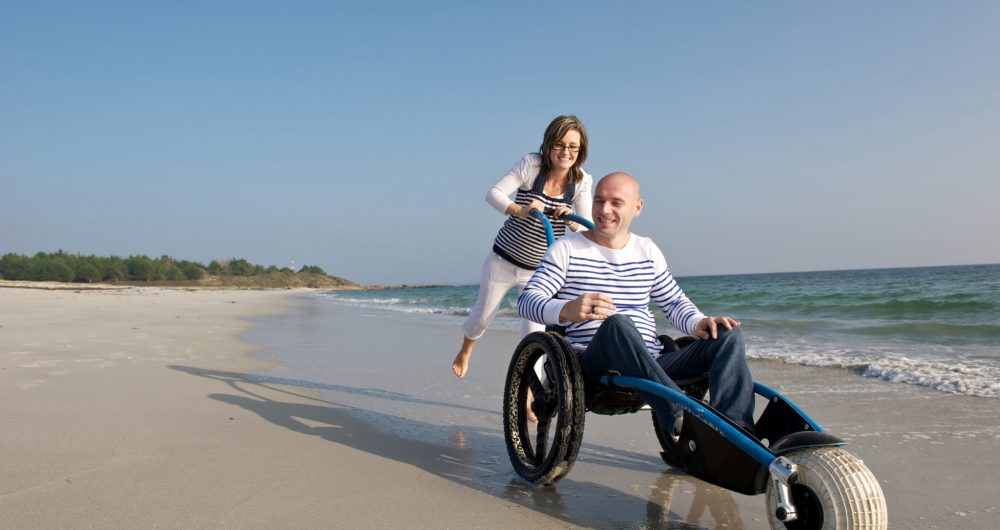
[517,232,706,355]
[492,188,573,270]
[487,154,593,270]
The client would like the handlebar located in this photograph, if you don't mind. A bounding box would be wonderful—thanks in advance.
[530,208,595,247]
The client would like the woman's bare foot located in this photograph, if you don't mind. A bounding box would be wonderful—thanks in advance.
[451,351,470,378]
[451,337,476,378]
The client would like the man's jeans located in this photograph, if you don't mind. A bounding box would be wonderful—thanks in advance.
[578,314,755,435]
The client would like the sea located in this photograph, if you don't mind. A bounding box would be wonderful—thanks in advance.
[317,263,1000,399]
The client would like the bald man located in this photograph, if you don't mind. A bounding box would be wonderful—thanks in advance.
[518,172,755,441]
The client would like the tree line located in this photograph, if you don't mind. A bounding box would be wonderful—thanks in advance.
[0,251,328,283]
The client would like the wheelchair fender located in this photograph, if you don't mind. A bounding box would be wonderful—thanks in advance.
[768,431,845,455]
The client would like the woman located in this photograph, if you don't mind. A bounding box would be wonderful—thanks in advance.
[452,115,593,378]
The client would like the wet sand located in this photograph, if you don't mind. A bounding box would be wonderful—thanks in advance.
[2,286,998,528]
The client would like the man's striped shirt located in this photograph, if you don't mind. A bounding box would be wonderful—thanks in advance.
[518,232,705,355]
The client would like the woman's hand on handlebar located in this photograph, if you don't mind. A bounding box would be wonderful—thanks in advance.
[552,205,574,219]
[512,199,546,218]
[552,205,581,231]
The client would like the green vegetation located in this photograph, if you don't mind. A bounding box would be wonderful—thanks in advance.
[0,251,357,289]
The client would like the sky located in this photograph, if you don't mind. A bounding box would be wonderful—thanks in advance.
[2,1,998,285]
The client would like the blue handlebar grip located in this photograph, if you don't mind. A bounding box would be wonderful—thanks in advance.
[530,209,555,246]
[561,213,595,231]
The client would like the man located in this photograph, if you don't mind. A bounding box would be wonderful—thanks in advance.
[517,172,755,440]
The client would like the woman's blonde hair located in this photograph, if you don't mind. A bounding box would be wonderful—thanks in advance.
[539,115,589,185]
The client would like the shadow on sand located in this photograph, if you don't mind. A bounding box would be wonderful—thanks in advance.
[170,365,747,528]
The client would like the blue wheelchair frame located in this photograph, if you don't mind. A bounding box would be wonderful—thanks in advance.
[599,374,843,495]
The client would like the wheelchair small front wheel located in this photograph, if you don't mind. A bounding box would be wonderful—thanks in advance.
[766,446,887,529]
[503,331,585,485]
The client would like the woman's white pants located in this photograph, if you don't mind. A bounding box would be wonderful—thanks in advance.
[462,252,544,341]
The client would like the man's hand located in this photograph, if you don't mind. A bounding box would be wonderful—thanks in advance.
[694,316,741,340]
[559,293,616,323]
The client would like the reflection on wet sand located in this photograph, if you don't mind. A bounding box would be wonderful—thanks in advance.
[503,479,570,521]
[645,470,745,529]
[450,429,467,449]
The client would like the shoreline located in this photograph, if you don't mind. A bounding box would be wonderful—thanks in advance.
[3,288,999,528]
[247,297,1000,528]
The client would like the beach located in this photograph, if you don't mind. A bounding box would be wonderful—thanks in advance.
[2,286,998,528]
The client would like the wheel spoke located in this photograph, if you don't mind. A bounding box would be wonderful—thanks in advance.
[534,417,550,465]
[519,398,534,462]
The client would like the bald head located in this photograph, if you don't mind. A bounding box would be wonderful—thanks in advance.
[596,172,640,201]
[588,172,644,249]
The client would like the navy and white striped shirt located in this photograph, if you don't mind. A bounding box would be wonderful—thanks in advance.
[518,232,705,355]
[488,153,593,270]
[492,188,573,270]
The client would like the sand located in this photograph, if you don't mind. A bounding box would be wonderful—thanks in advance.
[2,285,998,529]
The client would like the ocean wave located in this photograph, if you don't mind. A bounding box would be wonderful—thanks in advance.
[747,339,1000,399]
[318,293,472,316]
[835,298,995,319]
[849,322,1000,340]
[330,296,409,305]
[319,291,526,318]
[861,361,1000,398]
[725,298,996,322]
[739,318,834,333]
[738,320,1000,349]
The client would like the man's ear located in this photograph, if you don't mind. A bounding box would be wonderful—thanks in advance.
[635,198,644,217]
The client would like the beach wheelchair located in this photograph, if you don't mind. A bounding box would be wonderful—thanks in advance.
[505,211,888,529]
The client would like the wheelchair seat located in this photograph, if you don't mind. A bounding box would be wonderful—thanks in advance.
[582,334,710,415]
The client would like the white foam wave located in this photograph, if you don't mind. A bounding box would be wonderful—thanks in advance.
[747,336,1000,399]
[329,297,471,316]
[323,296,410,306]
[861,359,1000,398]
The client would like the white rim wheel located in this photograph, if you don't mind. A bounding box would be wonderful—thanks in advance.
[766,447,887,530]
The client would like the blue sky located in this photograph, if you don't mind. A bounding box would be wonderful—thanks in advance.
[3,1,998,285]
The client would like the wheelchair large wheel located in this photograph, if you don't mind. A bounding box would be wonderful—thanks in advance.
[766,447,887,530]
[503,331,585,485]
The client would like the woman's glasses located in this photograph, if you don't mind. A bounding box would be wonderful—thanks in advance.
[552,143,581,153]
